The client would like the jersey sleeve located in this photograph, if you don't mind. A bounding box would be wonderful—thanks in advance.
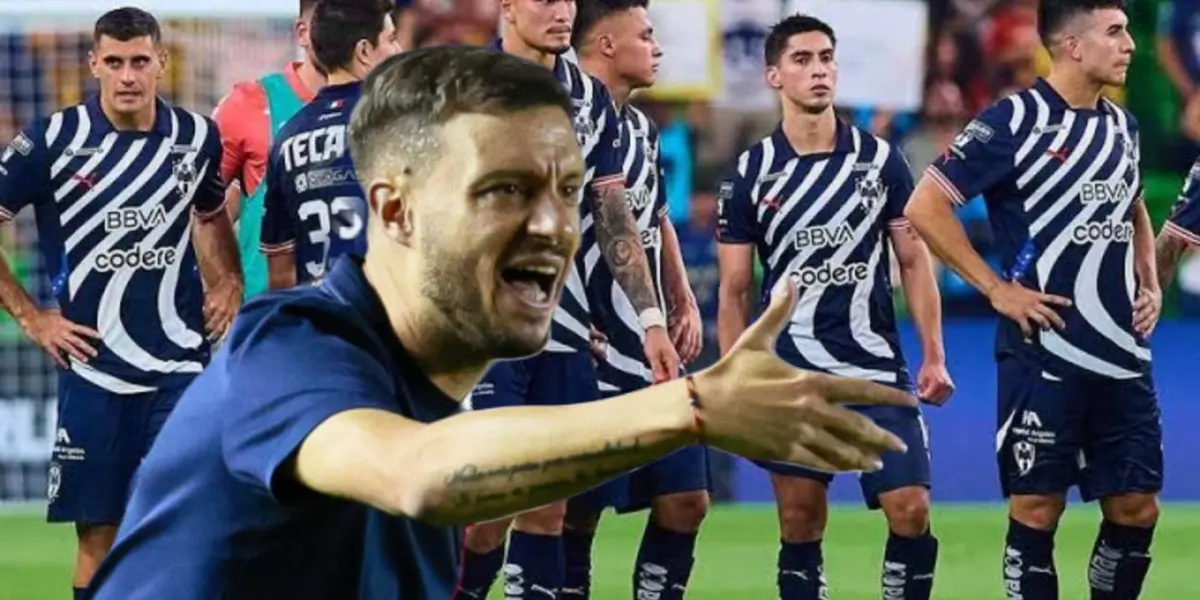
[882,145,916,231]
[192,116,227,221]
[220,305,396,500]
[211,81,265,189]
[715,162,756,244]
[650,123,669,219]
[0,122,50,223]
[587,88,625,189]
[927,100,1019,206]
[260,136,296,255]
[1164,159,1200,246]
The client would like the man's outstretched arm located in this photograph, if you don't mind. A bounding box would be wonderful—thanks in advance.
[293,282,915,526]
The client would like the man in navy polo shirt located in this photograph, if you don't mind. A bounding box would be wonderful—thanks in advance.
[88,45,914,600]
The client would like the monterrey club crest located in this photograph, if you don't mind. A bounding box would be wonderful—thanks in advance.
[173,158,198,198]
[855,176,886,214]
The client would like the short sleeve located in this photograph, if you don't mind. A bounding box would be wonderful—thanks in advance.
[649,123,669,218]
[191,116,227,220]
[220,304,395,498]
[587,89,624,189]
[0,123,50,222]
[212,82,263,189]
[715,164,756,244]
[260,137,296,255]
[882,146,916,228]
[1165,159,1200,246]
[927,100,1019,206]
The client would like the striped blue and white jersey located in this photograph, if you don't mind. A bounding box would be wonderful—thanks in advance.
[585,104,669,393]
[717,121,913,387]
[549,52,625,353]
[0,98,223,393]
[928,78,1149,379]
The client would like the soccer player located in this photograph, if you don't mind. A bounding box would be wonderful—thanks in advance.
[86,45,914,600]
[1154,158,1200,290]
[905,1,1162,598]
[716,15,953,600]
[260,0,401,288]
[554,2,707,598]
[212,0,323,298]
[0,8,240,598]
[455,0,682,597]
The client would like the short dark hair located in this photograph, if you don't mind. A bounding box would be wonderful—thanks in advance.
[572,0,649,50]
[300,0,319,15]
[1037,0,1126,47]
[349,46,573,179]
[310,0,394,73]
[764,14,836,66]
[93,7,162,46]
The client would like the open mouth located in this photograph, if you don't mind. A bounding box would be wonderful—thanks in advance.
[500,264,559,307]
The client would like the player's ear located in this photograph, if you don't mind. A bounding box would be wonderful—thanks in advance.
[87,51,99,79]
[765,65,782,90]
[156,47,169,79]
[368,174,415,246]
[500,0,516,23]
[598,33,617,59]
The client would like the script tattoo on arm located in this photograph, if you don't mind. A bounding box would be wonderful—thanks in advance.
[591,181,659,313]
[442,436,644,512]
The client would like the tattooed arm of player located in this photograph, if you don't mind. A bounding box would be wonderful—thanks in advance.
[1155,231,1190,289]
[590,178,659,313]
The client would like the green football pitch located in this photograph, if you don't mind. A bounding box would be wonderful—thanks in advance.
[2,503,1198,599]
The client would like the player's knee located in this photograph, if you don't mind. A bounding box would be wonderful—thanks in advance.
[1009,494,1066,531]
[465,518,513,553]
[879,487,931,537]
[76,523,118,556]
[513,501,567,535]
[1101,493,1160,528]
[776,495,827,542]
[563,503,601,535]
[650,491,710,533]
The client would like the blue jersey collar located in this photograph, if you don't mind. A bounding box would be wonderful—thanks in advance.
[770,116,856,161]
[86,95,174,137]
[1033,77,1114,116]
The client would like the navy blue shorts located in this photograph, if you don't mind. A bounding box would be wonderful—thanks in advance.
[996,356,1163,502]
[755,399,931,511]
[47,371,195,525]
[573,389,712,514]
[469,351,600,409]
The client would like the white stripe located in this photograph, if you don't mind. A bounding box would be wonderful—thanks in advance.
[764,157,830,247]
[1017,112,1077,192]
[995,408,1016,452]
[1028,119,1104,236]
[597,380,621,393]
[1040,331,1140,378]
[749,137,776,203]
[1013,90,1049,166]
[49,106,89,179]
[44,111,64,147]
[765,130,862,264]
[67,177,174,297]
[757,158,799,222]
[155,114,209,351]
[94,160,209,375]
[59,138,147,223]
[68,360,156,394]
[1007,94,1026,135]
[736,149,749,178]
[848,234,894,359]
[1033,123,1114,283]
[53,133,118,202]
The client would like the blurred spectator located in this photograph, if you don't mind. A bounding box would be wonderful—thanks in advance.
[411,0,498,48]
[1157,0,1200,170]
[676,169,722,369]
[699,0,780,167]
[637,100,698,224]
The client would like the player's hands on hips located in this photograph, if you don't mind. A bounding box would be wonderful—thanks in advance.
[588,324,608,364]
[203,278,243,342]
[916,361,954,406]
[22,308,100,369]
[988,280,1072,339]
[668,297,703,364]
[1132,286,1162,338]
[644,326,681,383]
[690,279,915,472]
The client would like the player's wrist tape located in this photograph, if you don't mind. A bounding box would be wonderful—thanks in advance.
[684,375,706,445]
[639,308,666,331]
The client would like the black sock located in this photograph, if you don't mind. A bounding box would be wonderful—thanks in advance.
[882,529,938,600]
[504,531,564,599]
[633,520,699,600]
[74,587,87,600]
[1004,518,1059,600]
[453,544,505,599]
[778,539,827,600]
[561,529,595,597]
[1089,520,1154,599]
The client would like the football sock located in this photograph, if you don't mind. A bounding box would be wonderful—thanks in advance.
[633,521,698,600]
[882,528,938,600]
[777,539,827,600]
[1088,520,1154,599]
[1004,517,1059,600]
[504,531,564,599]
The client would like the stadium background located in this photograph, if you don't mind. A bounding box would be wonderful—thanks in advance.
[1,0,1199,598]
